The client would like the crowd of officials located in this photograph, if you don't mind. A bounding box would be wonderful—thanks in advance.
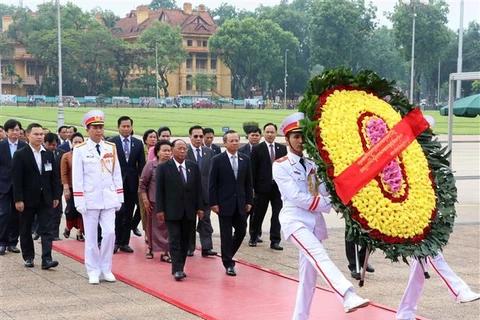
[0,109,479,319]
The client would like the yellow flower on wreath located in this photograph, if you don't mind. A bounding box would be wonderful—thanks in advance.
[318,89,436,239]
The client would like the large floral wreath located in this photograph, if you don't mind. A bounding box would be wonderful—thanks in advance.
[298,68,457,263]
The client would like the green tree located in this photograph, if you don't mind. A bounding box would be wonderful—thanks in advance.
[309,0,376,70]
[360,26,407,84]
[137,20,186,97]
[209,18,298,98]
[149,0,178,10]
[389,0,451,103]
[0,4,17,28]
[111,41,141,96]
[190,73,215,96]
[472,81,480,95]
[6,64,18,93]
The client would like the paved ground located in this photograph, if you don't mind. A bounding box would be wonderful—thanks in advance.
[0,136,478,319]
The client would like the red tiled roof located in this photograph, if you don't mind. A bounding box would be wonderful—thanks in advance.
[112,8,217,39]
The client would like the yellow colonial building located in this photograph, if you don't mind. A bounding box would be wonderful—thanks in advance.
[0,2,231,98]
[113,3,231,98]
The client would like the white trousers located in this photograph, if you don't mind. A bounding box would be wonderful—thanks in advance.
[396,252,469,319]
[82,208,116,278]
[289,227,354,320]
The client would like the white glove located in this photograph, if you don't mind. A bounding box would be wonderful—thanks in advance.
[115,203,123,212]
[319,182,329,197]
[76,206,86,215]
[317,197,332,213]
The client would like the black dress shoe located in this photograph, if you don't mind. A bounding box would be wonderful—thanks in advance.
[248,240,257,247]
[270,243,284,251]
[24,259,34,268]
[53,237,62,241]
[174,271,184,281]
[256,236,263,243]
[366,264,375,273]
[187,250,194,257]
[0,245,6,255]
[201,249,217,257]
[132,228,142,237]
[113,245,119,254]
[350,270,361,280]
[120,245,134,253]
[41,260,59,270]
[7,245,20,253]
[226,267,237,276]
[32,233,40,240]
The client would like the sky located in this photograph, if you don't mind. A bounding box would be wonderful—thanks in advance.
[2,0,479,30]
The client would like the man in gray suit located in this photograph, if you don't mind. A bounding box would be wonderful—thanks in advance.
[186,125,217,257]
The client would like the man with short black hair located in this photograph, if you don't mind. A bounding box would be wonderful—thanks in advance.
[13,123,62,269]
[249,123,287,250]
[186,125,217,257]
[203,128,221,155]
[109,116,145,252]
[239,127,261,156]
[0,119,27,255]
[44,133,65,240]
[57,125,69,144]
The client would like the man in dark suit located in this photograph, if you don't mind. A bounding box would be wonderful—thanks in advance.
[238,126,261,156]
[239,126,262,242]
[156,139,204,281]
[0,119,27,255]
[58,125,77,152]
[249,123,287,250]
[186,125,217,257]
[109,116,146,253]
[203,127,221,155]
[43,133,65,240]
[12,123,62,269]
[209,130,253,276]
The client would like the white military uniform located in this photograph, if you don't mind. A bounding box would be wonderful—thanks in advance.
[273,152,355,319]
[396,252,477,320]
[73,138,123,280]
[273,112,369,319]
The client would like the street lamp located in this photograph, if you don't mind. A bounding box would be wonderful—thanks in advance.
[155,42,158,103]
[284,49,288,108]
[456,0,464,99]
[57,0,64,127]
[401,0,427,106]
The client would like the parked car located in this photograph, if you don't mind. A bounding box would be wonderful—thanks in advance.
[193,100,215,109]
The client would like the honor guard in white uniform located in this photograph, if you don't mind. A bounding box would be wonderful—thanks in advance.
[272,112,370,319]
[72,110,123,284]
[396,252,480,320]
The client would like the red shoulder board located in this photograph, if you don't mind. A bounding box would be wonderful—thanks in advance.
[275,156,288,163]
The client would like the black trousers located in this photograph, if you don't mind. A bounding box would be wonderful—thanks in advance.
[166,213,193,274]
[115,191,136,246]
[51,198,63,238]
[188,205,214,252]
[345,236,366,271]
[251,185,282,244]
[0,190,19,247]
[20,204,54,262]
[218,207,247,269]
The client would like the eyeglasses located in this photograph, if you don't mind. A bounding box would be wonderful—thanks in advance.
[193,135,204,139]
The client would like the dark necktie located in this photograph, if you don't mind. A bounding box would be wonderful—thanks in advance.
[299,157,306,171]
[269,144,275,163]
[196,148,203,169]
[179,165,186,184]
[123,138,130,161]
[96,144,101,155]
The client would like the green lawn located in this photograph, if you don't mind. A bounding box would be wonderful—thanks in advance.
[0,106,478,136]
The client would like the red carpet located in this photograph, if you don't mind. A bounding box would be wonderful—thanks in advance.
[53,237,416,320]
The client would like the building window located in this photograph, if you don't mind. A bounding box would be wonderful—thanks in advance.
[203,40,208,47]
[197,40,202,47]
[196,53,207,72]
[186,75,192,91]
[186,55,193,72]
[187,40,192,46]
[210,56,217,72]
